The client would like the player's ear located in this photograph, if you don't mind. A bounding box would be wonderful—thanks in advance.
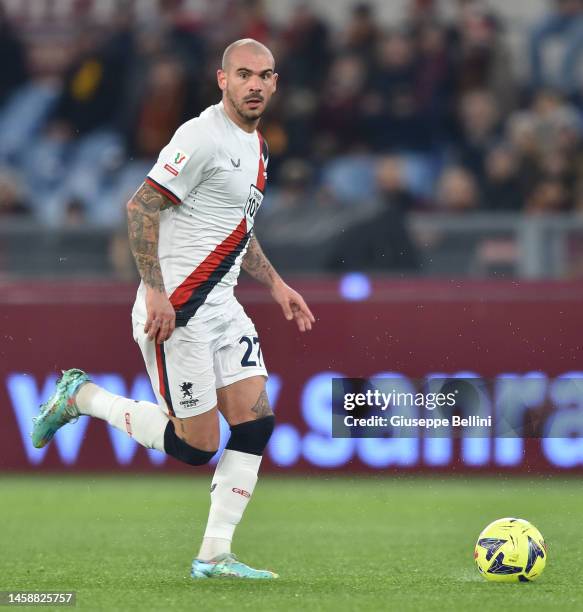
[272,72,278,92]
[217,69,227,92]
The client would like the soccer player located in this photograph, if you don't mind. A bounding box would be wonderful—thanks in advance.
[31,39,315,579]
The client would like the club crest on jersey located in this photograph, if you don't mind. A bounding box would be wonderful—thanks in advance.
[244,185,264,229]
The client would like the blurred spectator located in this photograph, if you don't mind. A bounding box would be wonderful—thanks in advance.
[539,150,574,187]
[342,3,381,63]
[504,90,582,206]
[527,179,571,213]
[506,112,541,190]
[274,4,330,161]
[0,170,30,218]
[124,55,189,159]
[49,19,135,138]
[158,0,206,70]
[63,197,87,227]
[316,54,368,154]
[482,145,524,211]
[2,0,583,276]
[452,1,516,112]
[437,166,480,211]
[529,0,583,94]
[238,0,272,42]
[279,3,330,89]
[363,31,431,151]
[0,4,28,107]
[530,89,582,155]
[262,159,314,215]
[255,158,374,273]
[454,89,500,181]
[415,20,456,146]
[406,0,438,26]
[328,156,419,271]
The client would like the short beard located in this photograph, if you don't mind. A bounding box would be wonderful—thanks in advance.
[226,90,264,123]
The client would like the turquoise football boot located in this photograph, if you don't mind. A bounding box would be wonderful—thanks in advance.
[191,553,278,579]
[31,368,90,448]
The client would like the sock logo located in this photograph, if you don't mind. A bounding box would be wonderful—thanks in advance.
[232,487,250,498]
[124,412,132,436]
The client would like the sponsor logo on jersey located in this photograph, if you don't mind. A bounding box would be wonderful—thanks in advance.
[163,163,179,176]
[232,487,251,498]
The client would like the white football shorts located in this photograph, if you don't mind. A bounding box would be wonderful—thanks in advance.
[133,298,268,418]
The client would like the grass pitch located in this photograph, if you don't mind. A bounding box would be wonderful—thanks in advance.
[1,475,582,611]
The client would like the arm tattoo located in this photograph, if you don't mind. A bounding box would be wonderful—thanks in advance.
[251,390,274,419]
[241,235,279,287]
[127,183,174,291]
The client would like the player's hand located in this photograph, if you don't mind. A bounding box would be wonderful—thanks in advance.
[144,287,176,343]
[271,279,315,332]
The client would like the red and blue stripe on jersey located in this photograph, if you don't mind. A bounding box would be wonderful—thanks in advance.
[168,132,268,327]
[170,217,250,327]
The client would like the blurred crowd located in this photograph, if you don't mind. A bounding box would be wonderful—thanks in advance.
[3,0,583,273]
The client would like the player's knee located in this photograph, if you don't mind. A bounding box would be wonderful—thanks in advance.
[225,415,275,456]
[163,421,217,466]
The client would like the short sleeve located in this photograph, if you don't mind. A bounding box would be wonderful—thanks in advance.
[145,121,215,205]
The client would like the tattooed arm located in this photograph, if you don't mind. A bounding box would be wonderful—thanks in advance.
[127,182,176,343]
[241,235,280,288]
[242,234,315,332]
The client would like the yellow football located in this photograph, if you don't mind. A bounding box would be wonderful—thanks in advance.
[474,517,547,582]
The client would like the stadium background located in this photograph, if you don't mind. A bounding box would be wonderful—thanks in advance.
[2,2,583,609]
[2,0,583,474]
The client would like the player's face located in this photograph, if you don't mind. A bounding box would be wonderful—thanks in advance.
[218,49,278,124]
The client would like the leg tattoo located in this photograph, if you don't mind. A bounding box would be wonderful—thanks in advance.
[251,390,273,419]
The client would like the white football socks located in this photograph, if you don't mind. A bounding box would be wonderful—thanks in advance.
[76,383,265,561]
[76,382,168,451]
[197,449,262,561]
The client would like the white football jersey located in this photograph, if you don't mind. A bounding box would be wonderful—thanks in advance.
[132,102,268,327]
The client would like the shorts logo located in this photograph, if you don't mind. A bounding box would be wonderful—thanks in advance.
[178,381,199,409]
[210,483,217,493]
[180,382,193,399]
[232,487,251,498]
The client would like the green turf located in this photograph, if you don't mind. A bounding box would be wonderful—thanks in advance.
[1,475,582,611]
